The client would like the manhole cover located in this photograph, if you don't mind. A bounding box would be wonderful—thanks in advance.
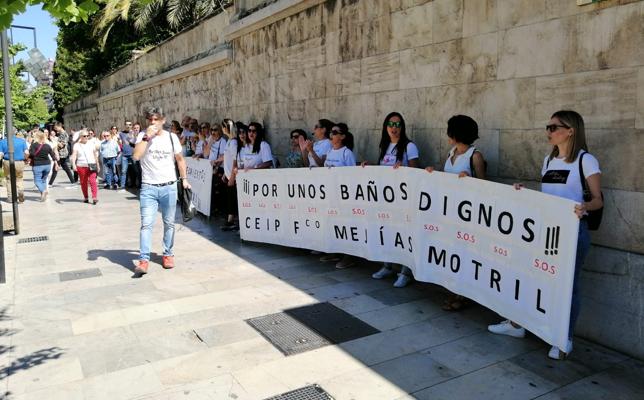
[246,312,330,356]
[59,268,102,282]
[285,302,380,344]
[17,236,49,244]
[264,385,334,400]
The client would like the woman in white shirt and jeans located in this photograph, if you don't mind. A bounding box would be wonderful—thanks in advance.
[488,110,603,360]
[370,112,420,288]
[71,130,100,204]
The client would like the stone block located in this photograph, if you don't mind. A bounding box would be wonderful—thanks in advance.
[326,93,377,129]
[352,129,382,163]
[362,15,393,57]
[275,68,326,102]
[326,60,362,97]
[432,0,464,43]
[410,128,443,169]
[535,68,638,129]
[462,0,498,37]
[325,30,341,65]
[586,129,644,192]
[591,188,644,254]
[361,53,400,93]
[390,2,434,51]
[498,129,551,181]
[390,0,433,13]
[400,32,498,89]
[496,0,547,29]
[638,67,644,129]
[285,37,327,73]
[373,89,423,127]
[498,18,570,79]
[567,3,644,73]
[417,85,460,129]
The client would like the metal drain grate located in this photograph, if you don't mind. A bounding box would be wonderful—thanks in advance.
[264,385,334,400]
[17,236,49,244]
[246,312,330,356]
[285,302,380,344]
[59,268,102,282]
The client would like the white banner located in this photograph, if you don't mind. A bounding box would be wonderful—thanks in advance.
[237,167,580,350]
[185,158,213,216]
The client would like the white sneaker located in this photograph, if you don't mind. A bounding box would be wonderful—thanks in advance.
[548,339,573,360]
[393,273,412,288]
[372,266,394,279]
[487,320,526,338]
[335,256,355,269]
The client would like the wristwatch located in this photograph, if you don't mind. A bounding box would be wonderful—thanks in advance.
[142,135,150,142]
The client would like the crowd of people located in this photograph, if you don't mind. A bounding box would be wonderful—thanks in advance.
[0,107,602,361]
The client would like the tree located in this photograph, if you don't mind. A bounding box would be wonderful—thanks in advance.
[0,0,102,30]
[0,44,53,130]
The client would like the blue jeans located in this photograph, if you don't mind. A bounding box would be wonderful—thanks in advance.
[139,183,178,261]
[32,164,51,193]
[103,157,117,186]
[569,220,591,337]
[120,155,132,187]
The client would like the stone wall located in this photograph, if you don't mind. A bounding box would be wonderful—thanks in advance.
[64,0,644,358]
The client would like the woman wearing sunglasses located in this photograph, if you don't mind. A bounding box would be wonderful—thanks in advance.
[205,124,227,216]
[70,129,101,204]
[285,129,307,168]
[302,119,334,167]
[241,122,273,170]
[322,123,359,269]
[369,112,420,288]
[488,110,602,360]
[192,122,210,158]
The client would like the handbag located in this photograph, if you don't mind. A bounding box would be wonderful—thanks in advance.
[81,145,98,172]
[579,152,604,230]
[28,143,44,166]
[169,132,196,222]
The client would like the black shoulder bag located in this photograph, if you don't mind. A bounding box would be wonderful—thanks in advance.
[579,152,604,231]
[169,133,196,222]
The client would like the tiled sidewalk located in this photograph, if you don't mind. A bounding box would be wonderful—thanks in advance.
[0,174,642,400]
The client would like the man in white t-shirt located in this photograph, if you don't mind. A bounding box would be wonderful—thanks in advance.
[132,107,191,275]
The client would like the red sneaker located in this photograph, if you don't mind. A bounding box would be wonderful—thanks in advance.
[162,256,175,269]
[134,260,149,275]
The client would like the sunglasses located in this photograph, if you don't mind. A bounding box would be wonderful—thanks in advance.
[386,121,402,128]
[546,124,569,133]
[330,129,342,135]
[290,135,299,139]
[81,135,89,138]
[248,128,257,132]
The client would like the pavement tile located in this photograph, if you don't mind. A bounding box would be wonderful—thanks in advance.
[413,361,559,400]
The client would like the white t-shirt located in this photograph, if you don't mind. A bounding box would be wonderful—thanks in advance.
[444,146,477,176]
[324,146,356,167]
[195,139,206,156]
[73,142,97,166]
[380,142,419,166]
[136,131,182,184]
[541,150,601,203]
[208,137,228,162]
[308,138,332,167]
[223,138,238,179]
[240,142,273,169]
[181,130,196,139]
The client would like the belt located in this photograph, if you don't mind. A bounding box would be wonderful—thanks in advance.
[145,180,177,187]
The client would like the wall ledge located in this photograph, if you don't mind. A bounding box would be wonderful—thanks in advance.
[97,47,233,103]
[224,0,326,41]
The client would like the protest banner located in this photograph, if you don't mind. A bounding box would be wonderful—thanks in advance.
[185,158,213,216]
[237,167,580,350]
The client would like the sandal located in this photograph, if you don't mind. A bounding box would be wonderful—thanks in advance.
[442,294,470,311]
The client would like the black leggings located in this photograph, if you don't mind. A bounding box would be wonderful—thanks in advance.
[226,181,238,217]
[49,157,74,185]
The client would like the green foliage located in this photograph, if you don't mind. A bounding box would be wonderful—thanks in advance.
[0,44,53,130]
[0,0,106,30]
